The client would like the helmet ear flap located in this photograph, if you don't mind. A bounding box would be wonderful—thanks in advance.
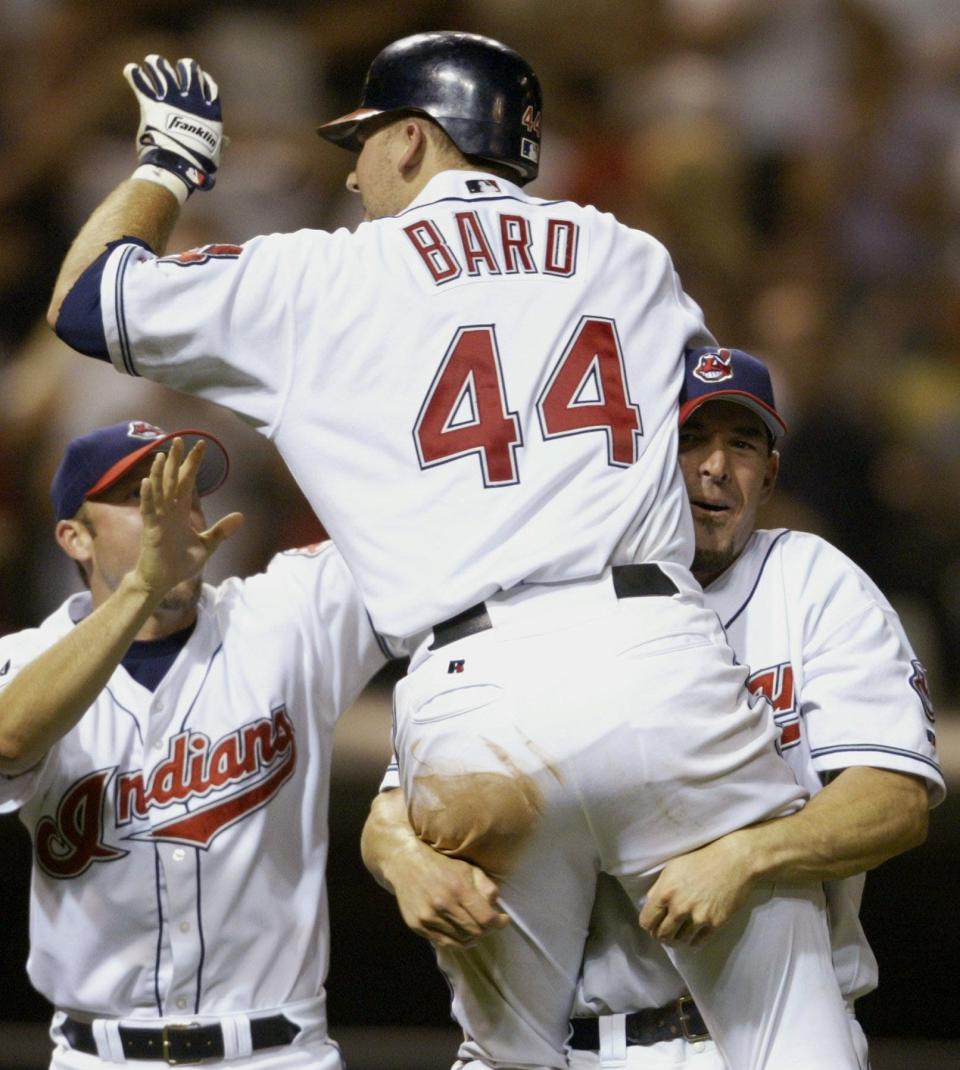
[317,31,542,185]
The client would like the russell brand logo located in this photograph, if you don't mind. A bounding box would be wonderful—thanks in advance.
[35,708,297,879]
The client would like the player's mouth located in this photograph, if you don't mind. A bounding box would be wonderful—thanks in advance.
[691,498,730,514]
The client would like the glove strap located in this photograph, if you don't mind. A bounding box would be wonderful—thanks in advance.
[141,144,216,192]
[131,163,191,205]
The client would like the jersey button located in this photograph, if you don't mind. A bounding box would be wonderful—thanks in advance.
[179,921,190,933]
[154,740,164,750]
[172,848,186,862]
[176,997,187,1010]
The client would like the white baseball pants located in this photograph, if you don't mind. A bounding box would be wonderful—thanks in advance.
[395,569,861,1069]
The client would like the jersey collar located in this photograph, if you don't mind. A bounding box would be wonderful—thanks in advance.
[701,530,778,626]
[401,169,526,215]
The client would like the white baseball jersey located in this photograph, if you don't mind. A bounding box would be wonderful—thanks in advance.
[64,171,869,1068]
[89,169,713,640]
[574,528,945,1045]
[0,544,385,1038]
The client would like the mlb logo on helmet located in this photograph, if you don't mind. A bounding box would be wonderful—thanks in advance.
[692,349,734,383]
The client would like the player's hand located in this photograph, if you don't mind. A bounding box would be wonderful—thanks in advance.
[638,829,757,948]
[387,836,510,949]
[124,55,225,194]
[136,438,243,598]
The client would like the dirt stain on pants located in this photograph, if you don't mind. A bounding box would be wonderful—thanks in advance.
[408,741,544,881]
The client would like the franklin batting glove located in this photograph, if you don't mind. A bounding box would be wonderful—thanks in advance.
[124,55,225,203]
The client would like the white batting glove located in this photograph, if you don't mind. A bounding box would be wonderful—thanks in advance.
[124,55,225,202]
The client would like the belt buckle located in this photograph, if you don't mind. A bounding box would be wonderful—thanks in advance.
[161,1022,207,1066]
[677,995,710,1043]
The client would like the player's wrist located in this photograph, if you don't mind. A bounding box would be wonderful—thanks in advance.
[131,163,191,206]
[376,836,420,892]
[729,822,790,883]
[118,566,169,611]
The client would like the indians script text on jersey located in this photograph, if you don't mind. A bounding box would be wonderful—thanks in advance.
[0,545,384,1017]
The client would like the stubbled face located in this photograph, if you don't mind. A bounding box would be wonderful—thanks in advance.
[345,121,407,221]
[678,400,779,585]
[76,455,206,615]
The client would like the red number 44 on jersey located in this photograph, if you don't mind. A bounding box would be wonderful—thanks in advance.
[414,317,643,487]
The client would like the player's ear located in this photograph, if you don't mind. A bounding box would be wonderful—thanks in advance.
[396,119,428,175]
[56,515,94,567]
[761,449,780,501]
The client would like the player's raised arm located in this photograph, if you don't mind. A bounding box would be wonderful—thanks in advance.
[361,788,510,949]
[0,440,241,777]
[47,55,225,327]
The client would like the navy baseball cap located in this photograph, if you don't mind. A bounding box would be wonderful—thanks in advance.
[679,347,787,442]
[51,420,230,521]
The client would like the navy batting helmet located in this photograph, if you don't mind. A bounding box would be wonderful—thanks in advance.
[317,31,543,185]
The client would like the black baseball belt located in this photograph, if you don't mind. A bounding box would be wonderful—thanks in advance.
[61,1013,300,1064]
[429,563,679,650]
[569,996,710,1050]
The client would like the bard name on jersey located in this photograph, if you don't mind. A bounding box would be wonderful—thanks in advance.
[94,171,714,640]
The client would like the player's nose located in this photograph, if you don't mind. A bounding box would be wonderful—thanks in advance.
[700,446,729,481]
[345,170,360,194]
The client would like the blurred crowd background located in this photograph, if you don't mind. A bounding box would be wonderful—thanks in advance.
[0,0,959,1063]
[1,0,959,705]
[0,0,959,703]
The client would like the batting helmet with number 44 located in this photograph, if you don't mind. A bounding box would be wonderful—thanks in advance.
[317,31,543,185]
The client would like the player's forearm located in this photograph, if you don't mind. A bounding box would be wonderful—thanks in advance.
[47,179,180,326]
[361,787,509,946]
[738,766,929,883]
[0,572,163,774]
[361,788,419,892]
[361,787,465,897]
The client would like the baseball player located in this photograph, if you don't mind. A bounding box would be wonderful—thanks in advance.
[0,421,387,1069]
[565,347,944,1069]
[46,36,862,1069]
[363,348,945,1069]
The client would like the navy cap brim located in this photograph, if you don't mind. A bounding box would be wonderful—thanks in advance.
[316,108,385,151]
[679,390,787,441]
[84,429,229,504]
